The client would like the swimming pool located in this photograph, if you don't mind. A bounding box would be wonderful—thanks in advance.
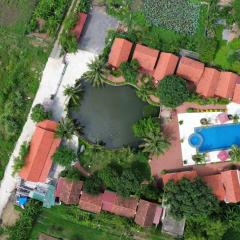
[188,123,240,153]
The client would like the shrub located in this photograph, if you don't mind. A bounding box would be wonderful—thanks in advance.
[84,173,103,195]
[132,117,160,138]
[143,0,200,35]
[198,38,218,63]
[158,75,190,108]
[60,166,84,181]
[164,177,219,219]
[53,146,76,166]
[31,104,51,123]
[13,142,29,175]
[143,105,159,117]
[8,200,42,240]
[119,60,140,84]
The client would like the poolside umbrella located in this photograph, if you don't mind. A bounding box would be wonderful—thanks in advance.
[217,113,229,124]
[217,150,229,161]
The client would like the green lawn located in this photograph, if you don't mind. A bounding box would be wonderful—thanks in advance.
[0,0,50,179]
[30,205,173,240]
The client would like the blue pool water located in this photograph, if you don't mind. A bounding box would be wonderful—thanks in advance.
[188,123,240,153]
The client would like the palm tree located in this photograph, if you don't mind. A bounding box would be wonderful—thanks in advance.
[63,83,83,105]
[229,145,240,162]
[55,118,76,140]
[83,57,106,87]
[192,153,206,164]
[140,133,170,156]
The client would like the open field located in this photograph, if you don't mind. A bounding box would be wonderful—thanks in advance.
[0,0,50,179]
[30,205,173,240]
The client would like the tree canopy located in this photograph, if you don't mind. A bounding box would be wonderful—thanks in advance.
[52,146,76,167]
[31,104,52,123]
[158,75,190,108]
[164,177,219,219]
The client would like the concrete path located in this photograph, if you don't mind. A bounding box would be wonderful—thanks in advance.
[0,50,95,217]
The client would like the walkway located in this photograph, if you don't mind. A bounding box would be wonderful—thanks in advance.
[0,50,95,217]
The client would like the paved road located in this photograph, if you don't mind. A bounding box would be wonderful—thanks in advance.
[0,50,95,217]
[79,8,118,54]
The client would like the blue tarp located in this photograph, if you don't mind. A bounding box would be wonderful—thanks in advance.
[17,197,28,206]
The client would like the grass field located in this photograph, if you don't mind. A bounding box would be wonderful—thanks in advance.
[0,0,50,179]
[30,205,173,240]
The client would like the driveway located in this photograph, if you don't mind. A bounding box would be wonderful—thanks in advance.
[79,8,118,54]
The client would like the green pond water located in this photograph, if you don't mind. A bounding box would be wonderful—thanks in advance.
[70,82,148,148]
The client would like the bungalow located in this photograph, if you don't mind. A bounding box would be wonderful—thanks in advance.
[56,177,83,205]
[215,71,239,99]
[176,57,205,84]
[153,52,179,85]
[134,199,163,227]
[79,191,103,213]
[196,68,220,98]
[102,190,138,218]
[132,44,159,75]
[20,120,61,183]
[108,38,133,68]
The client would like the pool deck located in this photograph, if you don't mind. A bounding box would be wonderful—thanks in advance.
[149,102,240,177]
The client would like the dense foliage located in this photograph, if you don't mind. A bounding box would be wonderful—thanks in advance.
[31,103,52,123]
[55,118,75,140]
[60,166,84,181]
[13,142,29,175]
[53,146,76,166]
[28,0,72,36]
[233,0,240,28]
[158,76,190,108]
[8,201,42,240]
[143,0,200,35]
[84,173,104,195]
[119,60,140,84]
[164,178,219,219]
[198,38,218,63]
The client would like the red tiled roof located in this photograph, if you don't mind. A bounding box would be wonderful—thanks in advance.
[134,199,159,227]
[71,13,88,40]
[20,120,60,182]
[153,52,179,84]
[79,191,103,213]
[221,170,240,203]
[58,178,83,204]
[196,67,220,97]
[162,170,198,185]
[215,72,238,98]
[55,177,64,198]
[108,38,133,68]
[202,174,225,201]
[176,57,204,84]
[102,190,138,218]
[233,83,240,104]
[132,44,159,73]
[153,206,163,225]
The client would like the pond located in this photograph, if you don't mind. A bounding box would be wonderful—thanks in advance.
[70,82,148,148]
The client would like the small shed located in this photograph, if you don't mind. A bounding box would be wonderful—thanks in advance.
[79,191,103,213]
[71,13,88,40]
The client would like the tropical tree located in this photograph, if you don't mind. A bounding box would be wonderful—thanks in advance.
[164,178,219,219]
[229,145,240,162]
[31,103,52,123]
[52,146,76,166]
[83,57,106,87]
[64,83,83,105]
[192,153,206,164]
[55,118,76,140]
[158,75,190,108]
[140,133,170,156]
[84,173,103,195]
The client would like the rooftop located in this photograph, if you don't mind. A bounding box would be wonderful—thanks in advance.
[196,67,220,97]
[233,83,240,104]
[19,120,60,183]
[79,191,103,213]
[132,44,159,73]
[176,57,204,84]
[153,52,179,85]
[108,38,133,68]
[71,13,88,40]
[215,71,239,98]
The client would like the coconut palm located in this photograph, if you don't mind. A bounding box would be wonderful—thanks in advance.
[63,83,83,105]
[230,145,240,162]
[83,57,106,87]
[140,133,170,156]
[55,118,76,140]
[192,153,206,164]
